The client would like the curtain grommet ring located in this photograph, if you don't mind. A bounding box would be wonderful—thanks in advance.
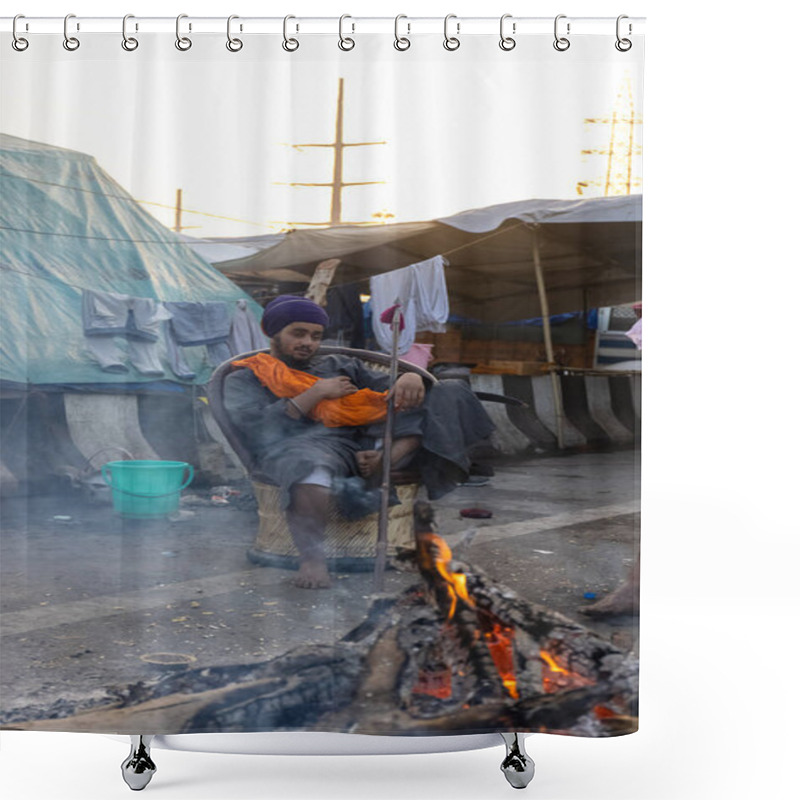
[63,14,80,51]
[282,15,299,52]
[553,14,570,52]
[12,15,29,51]
[338,14,355,51]
[121,14,139,51]
[615,15,632,51]
[443,14,460,51]
[226,15,243,52]
[175,14,192,51]
[499,14,516,51]
[394,15,410,51]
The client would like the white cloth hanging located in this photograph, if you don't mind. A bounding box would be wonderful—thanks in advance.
[228,299,268,357]
[369,255,449,354]
[81,290,171,375]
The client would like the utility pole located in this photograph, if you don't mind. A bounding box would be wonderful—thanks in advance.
[170,188,201,234]
[576,73,643,196]
[278,78,386,226]
[174,189,183,233]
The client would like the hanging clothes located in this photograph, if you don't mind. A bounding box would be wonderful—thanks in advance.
[228,299,268,357]
[325,284,366,349]
[81,290,170,375]
[625,317,643,349]
[369,255,449,354]
[164,301,232,368]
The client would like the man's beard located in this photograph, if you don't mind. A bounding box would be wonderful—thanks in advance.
[271,336,313,367]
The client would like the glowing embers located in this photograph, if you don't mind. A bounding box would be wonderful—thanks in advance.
[412,531,520,702]
[412,666,453,700]
[482,621,519,700]
[539,647,596,694]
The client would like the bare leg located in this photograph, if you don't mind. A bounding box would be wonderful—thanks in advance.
[286,484,332,589]
[356,435,421,481]
[580,555,640,617]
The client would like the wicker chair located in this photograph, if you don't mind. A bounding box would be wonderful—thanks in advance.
[206,346,436,571]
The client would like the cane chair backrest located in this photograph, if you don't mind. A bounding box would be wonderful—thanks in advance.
[205,346,436,475]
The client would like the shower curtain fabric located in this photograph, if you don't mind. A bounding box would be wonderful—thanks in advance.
[0,20,643,738]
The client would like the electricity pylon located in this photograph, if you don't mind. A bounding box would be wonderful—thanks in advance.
[576,72,643,196]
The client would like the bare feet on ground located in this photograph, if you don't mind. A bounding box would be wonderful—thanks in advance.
[292,558,332,589]
[579,578,639,617]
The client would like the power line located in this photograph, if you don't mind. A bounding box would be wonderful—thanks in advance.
[0,170,277,230]
[0,260,131,292]
[0,223,195,246]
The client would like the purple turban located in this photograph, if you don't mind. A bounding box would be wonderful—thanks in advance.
[261,294,330,337]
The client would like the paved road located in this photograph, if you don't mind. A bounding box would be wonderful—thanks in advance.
[0,449,639,723]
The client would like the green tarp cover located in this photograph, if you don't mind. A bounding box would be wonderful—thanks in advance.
[0,134,261,387]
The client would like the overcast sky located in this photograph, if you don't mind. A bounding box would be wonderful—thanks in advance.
[1,32,643,238]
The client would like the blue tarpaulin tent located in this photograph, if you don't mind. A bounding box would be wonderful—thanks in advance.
[0,134,262,389]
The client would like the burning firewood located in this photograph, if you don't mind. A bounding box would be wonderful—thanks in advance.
[4,503,637,737]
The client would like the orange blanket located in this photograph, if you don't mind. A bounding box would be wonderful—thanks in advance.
[234,353,388,428]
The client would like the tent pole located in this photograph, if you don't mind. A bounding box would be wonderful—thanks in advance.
[531,227,565,450]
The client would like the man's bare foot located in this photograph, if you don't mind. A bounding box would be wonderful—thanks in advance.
[355,450,382,478]
[579,579,639,617]
[292,558,332,589]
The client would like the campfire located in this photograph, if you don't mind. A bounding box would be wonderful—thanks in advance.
[4,503,637,736]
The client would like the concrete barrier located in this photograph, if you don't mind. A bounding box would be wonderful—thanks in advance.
[531,375,587,448]
[64,394,161,462]
[469,372,640,454]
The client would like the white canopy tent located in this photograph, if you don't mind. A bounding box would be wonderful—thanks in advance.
[206,195,642,324]
[202,195,642,448]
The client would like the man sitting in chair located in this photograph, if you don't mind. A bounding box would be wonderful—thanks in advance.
[223,295,494,589]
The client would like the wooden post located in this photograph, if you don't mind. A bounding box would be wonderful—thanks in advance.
[304,258,341,306]
[174,188,182,233]
[531,227,565,449]
[373,306,401,593]
[331,78,344,225]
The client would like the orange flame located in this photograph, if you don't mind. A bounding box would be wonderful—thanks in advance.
[539,650,568,674]
[539,648,595,694]
[417,532,474,621]
[416,532,519,700]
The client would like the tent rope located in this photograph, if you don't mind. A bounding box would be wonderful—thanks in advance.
[438,218,531,260]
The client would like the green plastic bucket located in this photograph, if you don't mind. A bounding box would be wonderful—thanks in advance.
[101,460,194,519]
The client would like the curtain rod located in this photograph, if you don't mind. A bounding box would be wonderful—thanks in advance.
[2,16,646,37]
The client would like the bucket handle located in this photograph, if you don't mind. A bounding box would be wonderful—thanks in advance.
[101,464,194,498]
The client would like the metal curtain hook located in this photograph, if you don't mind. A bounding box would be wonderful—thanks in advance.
[443,13,460,51]
[338,14,355,51]
[615,15,632,51]
[175,14,192,51]
[394,14,410,50]
[283,15,299,51]
[499,13,516,51]
[122,14,139,51]
[553,14,570,51]
[226,15,243,51]
[63,13,80,51]
[12,15,29,51]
